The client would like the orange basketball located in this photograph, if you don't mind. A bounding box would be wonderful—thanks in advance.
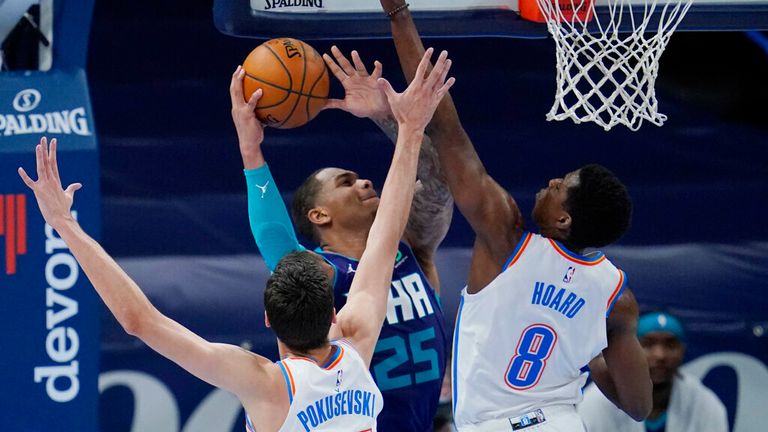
[242,38,329,129]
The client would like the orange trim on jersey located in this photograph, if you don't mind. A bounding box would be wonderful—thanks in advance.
[505,232,533,269]
[606,270,626,310]
[282,361,296,396]
[324,345,345,370]
[548,239,606,266]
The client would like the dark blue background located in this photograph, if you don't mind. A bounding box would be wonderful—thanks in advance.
[81,1,768,431]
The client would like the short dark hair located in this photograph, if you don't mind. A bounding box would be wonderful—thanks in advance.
[291,168,324,245]
[565,164,632,249]
[264,251,334,353]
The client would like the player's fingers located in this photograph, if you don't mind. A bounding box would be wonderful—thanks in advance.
[435,77,456,101]
[323,53,348,82]
[43,137,54,180]
[433,58,452,93]
[230,66,245,105]
[350,50,368,75]
[377,78,397,100]
[18,167,35,189]
[65,183,82,197]
[36,142,47,181]
[331,45,356,76]
[414,47,434,84]
[247,88,262,110]
[425,51,449,89]
[372,61,383,80]
[48,138,59,181]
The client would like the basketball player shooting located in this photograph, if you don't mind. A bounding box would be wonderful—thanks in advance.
[379,1,652,431]
[17,49,454,432]
[231,46,454,431]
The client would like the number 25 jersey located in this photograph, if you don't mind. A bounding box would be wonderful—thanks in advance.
[452,232,626,427]
[320,242,447,432]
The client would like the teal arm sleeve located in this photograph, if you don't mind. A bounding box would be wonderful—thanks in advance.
[245,164,305,272]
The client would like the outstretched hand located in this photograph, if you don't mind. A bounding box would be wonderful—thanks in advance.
[18,137,82,230]
[230,66,265,156]
[322,46,390,120]
[377,48,455,133]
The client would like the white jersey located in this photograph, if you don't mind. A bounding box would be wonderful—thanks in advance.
[452,232,626,428]
[247,339,383,432]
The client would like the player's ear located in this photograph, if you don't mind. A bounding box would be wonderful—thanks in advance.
[331,308,337,324]
[264,311,271,328]
[555,211,572,232]
[308,206,331,227]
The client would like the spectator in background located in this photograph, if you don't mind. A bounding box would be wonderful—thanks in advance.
[578,311,729,432]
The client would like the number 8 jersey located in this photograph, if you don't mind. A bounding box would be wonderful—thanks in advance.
[452,232,626,428]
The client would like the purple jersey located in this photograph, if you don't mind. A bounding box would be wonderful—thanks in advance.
[319,242,447,432]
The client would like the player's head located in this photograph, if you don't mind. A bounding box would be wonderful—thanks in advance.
[637,311,686,385]
[264,251,335,353]
[291,167,379,245]
[532,164,631,250]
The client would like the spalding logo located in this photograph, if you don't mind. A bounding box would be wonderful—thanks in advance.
[12,89,42,112]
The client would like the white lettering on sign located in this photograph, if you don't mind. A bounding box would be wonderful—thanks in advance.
[1,89,92,137]
[33,211,82,403]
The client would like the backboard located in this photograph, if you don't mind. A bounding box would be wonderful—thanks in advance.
[214,0,768,40]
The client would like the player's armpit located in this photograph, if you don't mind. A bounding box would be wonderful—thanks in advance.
[602,287,652,421]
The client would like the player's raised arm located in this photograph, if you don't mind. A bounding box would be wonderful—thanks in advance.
[230,66,307,271]
[336,49,454,365]
[381,1,525,273]
[18,137,275,400]
[231,65,267,171]
[322,46,453,289]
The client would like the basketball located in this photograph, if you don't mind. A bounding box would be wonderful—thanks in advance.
[242,38,329,129]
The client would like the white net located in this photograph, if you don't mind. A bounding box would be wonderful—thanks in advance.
[535,0,694,131]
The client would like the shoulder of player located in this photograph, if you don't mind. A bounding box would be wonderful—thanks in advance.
[229,351,289,402]
[605,284,638,331]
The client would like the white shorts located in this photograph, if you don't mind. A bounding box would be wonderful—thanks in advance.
[457,404,586,432]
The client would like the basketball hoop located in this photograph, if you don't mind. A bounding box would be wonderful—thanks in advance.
[521,0,694,131]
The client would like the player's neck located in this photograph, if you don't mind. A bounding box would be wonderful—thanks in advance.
[281,343,336,365]
[553,235,584,255]
[319,226,370,259]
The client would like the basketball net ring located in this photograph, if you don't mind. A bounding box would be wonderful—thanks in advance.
[520,0,695,131]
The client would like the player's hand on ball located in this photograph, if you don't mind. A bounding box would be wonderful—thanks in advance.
[230,65,265,153]
[18,137,81,230]
[378,48,455,133]
[322,46,390,120]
